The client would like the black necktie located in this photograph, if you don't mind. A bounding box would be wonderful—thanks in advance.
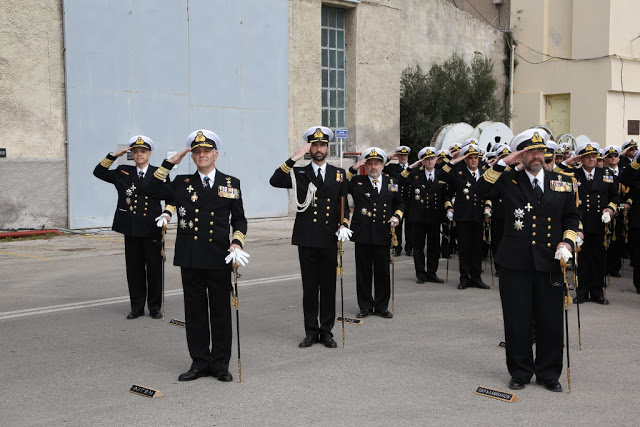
[203,176,210,190]
[587,173,593,181]
[372,179,379,193]
[317,168,323,185]
[533,178,543,205]
[138,171,144,180]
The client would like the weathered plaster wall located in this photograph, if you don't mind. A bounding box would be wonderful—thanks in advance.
[0,0,68,228]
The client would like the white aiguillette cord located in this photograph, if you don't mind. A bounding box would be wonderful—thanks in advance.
[290,169,317,212]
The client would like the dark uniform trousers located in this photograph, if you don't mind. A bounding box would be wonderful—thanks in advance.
[354,244,390,312]
[500,268,564,381]
[124,235,163,314]
[629,228,640,290]
[270,158,349,339]
[93,154,170,315]
[299,246,337,335]
[149,160,247,374]
[456,221,483,284]
[477,163,579,383]
[577,232,605,299]
[412,223,441,277]
[181,268,232,373]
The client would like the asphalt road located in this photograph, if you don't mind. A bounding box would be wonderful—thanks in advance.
[1,218,639,426]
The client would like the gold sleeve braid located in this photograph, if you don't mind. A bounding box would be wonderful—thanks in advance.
[563,230,578,245]
[343,217,350,226]
[280,162,292,173]
[608,202,617,212]
[394,210,403,219]
[444,201,452,209]
[400,169,411,179]
[232,231,246,247]
[631,161,640,170]
[482,167,501,184]
[346,170,355,180]
[441,164,452,173]
[154,166,170,181]
[165,205,176,215]
[99,157,114,168]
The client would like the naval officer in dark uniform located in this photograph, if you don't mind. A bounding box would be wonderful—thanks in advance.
[150,129,248,382]
[93,135,174,319]
[348,147,404,318]
[567,142,619,304]
[477,128,580,392]
[619,138,638,170]
[270,126,350,348]
[400,146,451,284]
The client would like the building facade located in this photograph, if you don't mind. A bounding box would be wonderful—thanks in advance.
[511,0,640,144]
[1,0,507,228]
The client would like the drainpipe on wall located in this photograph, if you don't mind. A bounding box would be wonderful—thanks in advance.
[61,0,71,229]
[507,30,515,129]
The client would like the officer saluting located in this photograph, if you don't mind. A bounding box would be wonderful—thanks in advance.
[571,142,618,304]
[477,128,580,392]
[348,148,404,318]
[150,129,249,383]
[270,126,350,348]
[93,135,174,320]
[400,146,451,284]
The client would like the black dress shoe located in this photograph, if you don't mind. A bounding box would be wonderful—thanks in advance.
[536,378,562,392]
[575,294,589,304]
[356,309,371,318]
[457,283,467,289]
[473,281,490,289]
[178,368,211,381]
[394,248,402,257]
[375,309,393,319]
[416,277,427,284]
[591,296,610,305]
[299,335,318,348]
[126,311,143,319]
[405,249,413,257]
[213,370,233,382]
[425,274,444,283]
[508,378,526,390]
[150,311,162,319]
[320,335,338,348]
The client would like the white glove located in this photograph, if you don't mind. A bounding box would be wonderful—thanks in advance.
[576,235,583,247]
[446,210,454,221]
[155,213,170,228]
[389,217,400,227]
[225,248,250,267]
[554,246,573,264]
[336,227,353,242]
[484,208,492,218]
[601,211,611,224]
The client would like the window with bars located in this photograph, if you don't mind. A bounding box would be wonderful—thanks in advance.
[321,7,346,158]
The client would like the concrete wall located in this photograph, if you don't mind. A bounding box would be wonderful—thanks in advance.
[289,0,507,155]
[512,0,640,146]
[0,0,67,229]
